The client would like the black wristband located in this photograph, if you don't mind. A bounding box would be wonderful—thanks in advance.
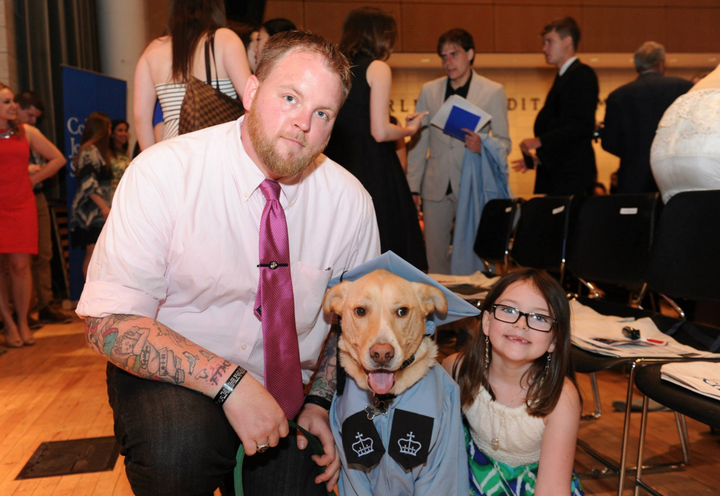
[303,394,332,411]
[213,366,247,406]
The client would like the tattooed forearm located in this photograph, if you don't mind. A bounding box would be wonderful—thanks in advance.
[84,314,239,398]
[308,324,338,402]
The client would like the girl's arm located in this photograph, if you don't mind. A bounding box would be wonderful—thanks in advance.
[535,378,582,496]
[133,50,159,152]
[367,60,427,143]
[217,28,251,97]
[24,125,67,185]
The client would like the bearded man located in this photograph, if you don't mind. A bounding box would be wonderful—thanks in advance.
[76,31,380,496]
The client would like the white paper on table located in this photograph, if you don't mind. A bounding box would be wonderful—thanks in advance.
[569,300,715,359]
[661,362,720,402]
[430,95,493,140]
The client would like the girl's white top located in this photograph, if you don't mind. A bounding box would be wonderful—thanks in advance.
[464,386,545,466]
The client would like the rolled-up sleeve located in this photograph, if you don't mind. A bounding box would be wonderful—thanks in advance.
[76,148,179,319]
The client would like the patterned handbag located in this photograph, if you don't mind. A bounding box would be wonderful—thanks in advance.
[178,31,245,135]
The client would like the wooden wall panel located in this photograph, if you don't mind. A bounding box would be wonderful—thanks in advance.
[494,5,583,53]
[401,3,494,52]
[664,0,720,6]
[583,0,659,6]
[666,7,720,52]
[304,2,401,46]
[582,7,666,52]
[263,1,306,28]
[494,0,577,4]
[260,0,720,54]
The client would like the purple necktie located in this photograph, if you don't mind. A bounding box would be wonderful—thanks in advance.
[254,179,304,420]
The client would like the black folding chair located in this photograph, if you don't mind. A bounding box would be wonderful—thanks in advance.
[473,198,522,275]
[567,193,660,303]
[510,196,574,282]
[631,190,720,496]
[567,194,661,419]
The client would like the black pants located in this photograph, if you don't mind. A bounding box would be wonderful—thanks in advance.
[106,364,327,496]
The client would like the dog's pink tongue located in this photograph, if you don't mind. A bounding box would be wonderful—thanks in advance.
[368,371,395,394]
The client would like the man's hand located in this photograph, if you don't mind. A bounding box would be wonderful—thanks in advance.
[462,129,482,153]
[222,374,289,456]
[405,111,430,136]
[520,137,541,154]
[511,154,539,173]
[296,403,340,491]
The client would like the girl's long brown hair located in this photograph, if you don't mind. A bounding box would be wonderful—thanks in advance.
[167,0,226,82]
[339,7,397,62]
[75,112,112,172]
[456,268,580,417]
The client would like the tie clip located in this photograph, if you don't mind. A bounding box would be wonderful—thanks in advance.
[257,261,288,270]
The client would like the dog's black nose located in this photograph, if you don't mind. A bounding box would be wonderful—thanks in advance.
[369,343,395,365]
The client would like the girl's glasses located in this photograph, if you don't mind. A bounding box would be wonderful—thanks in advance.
[491,304,556,332]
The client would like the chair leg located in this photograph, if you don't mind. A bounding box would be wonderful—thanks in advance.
[634,395,650,496]
[582,372,602,420]
[674,413,690,465]
[617,361,639,496]
[659,294,685,320]
[634,283,648,310]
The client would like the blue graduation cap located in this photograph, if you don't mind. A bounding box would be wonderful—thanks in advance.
[329,251,481,336]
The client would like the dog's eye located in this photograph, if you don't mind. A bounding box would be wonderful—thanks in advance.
[354,307,366,317]
[397,307,409,317]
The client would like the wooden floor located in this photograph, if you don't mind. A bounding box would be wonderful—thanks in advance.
[1,318,719,495]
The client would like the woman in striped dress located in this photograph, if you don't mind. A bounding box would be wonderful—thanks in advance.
[133,0,250,151]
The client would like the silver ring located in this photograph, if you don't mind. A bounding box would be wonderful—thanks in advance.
[256,443,270,453]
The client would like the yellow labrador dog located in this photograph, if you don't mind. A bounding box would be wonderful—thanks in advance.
[323,269,447,396]
[324,269,469,495]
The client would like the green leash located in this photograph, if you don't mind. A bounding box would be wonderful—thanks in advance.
[233,420,334,496]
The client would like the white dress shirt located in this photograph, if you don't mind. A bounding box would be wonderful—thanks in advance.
[559,56,578,77]
[77,117,381,384]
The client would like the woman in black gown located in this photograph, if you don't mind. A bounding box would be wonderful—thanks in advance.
[325,7,429,271]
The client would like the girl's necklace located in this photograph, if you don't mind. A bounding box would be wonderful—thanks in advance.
[0,128,15,139]
[491,385,526,450]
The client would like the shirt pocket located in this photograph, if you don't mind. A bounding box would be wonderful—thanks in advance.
[291,261,332,336]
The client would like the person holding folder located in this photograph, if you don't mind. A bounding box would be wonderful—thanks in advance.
[408,29,511,275]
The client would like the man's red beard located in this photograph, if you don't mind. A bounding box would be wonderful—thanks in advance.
[246,104,329,178]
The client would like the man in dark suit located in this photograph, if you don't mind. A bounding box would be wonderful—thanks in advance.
[601,42,693,193]
[513,17,599,195]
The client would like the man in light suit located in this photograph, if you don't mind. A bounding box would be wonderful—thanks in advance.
[408,29,511,275]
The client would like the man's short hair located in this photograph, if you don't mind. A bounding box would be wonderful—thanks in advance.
[541,17,581,50]
[634,41,666,73]
[14,90,45,112]
[255,30,352,104]
[437,29,475,64]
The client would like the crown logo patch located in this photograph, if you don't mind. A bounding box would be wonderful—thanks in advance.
[397,431,422,456]
[352,432,374,457]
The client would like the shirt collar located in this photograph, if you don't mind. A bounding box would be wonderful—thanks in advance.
[559,56,578,77]
[235,116,302,209]
[444,71,473,101]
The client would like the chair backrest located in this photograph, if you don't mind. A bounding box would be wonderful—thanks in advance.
[510,196,573,280]
[473,198,522,270]
[566,193,661,288]
[647,190,720,302]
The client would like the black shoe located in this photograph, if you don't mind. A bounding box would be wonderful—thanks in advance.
[38,306,72,324]
[27,315,44,330]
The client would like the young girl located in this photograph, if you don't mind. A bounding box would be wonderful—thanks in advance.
[444,268,584,496]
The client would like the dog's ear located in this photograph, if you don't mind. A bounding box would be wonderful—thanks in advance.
[412,283,448,317]
[323,281,351,315]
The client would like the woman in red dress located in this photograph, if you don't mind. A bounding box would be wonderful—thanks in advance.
[0,83,66,347]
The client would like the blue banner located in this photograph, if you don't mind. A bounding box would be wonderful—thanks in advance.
[62,66,126,301]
